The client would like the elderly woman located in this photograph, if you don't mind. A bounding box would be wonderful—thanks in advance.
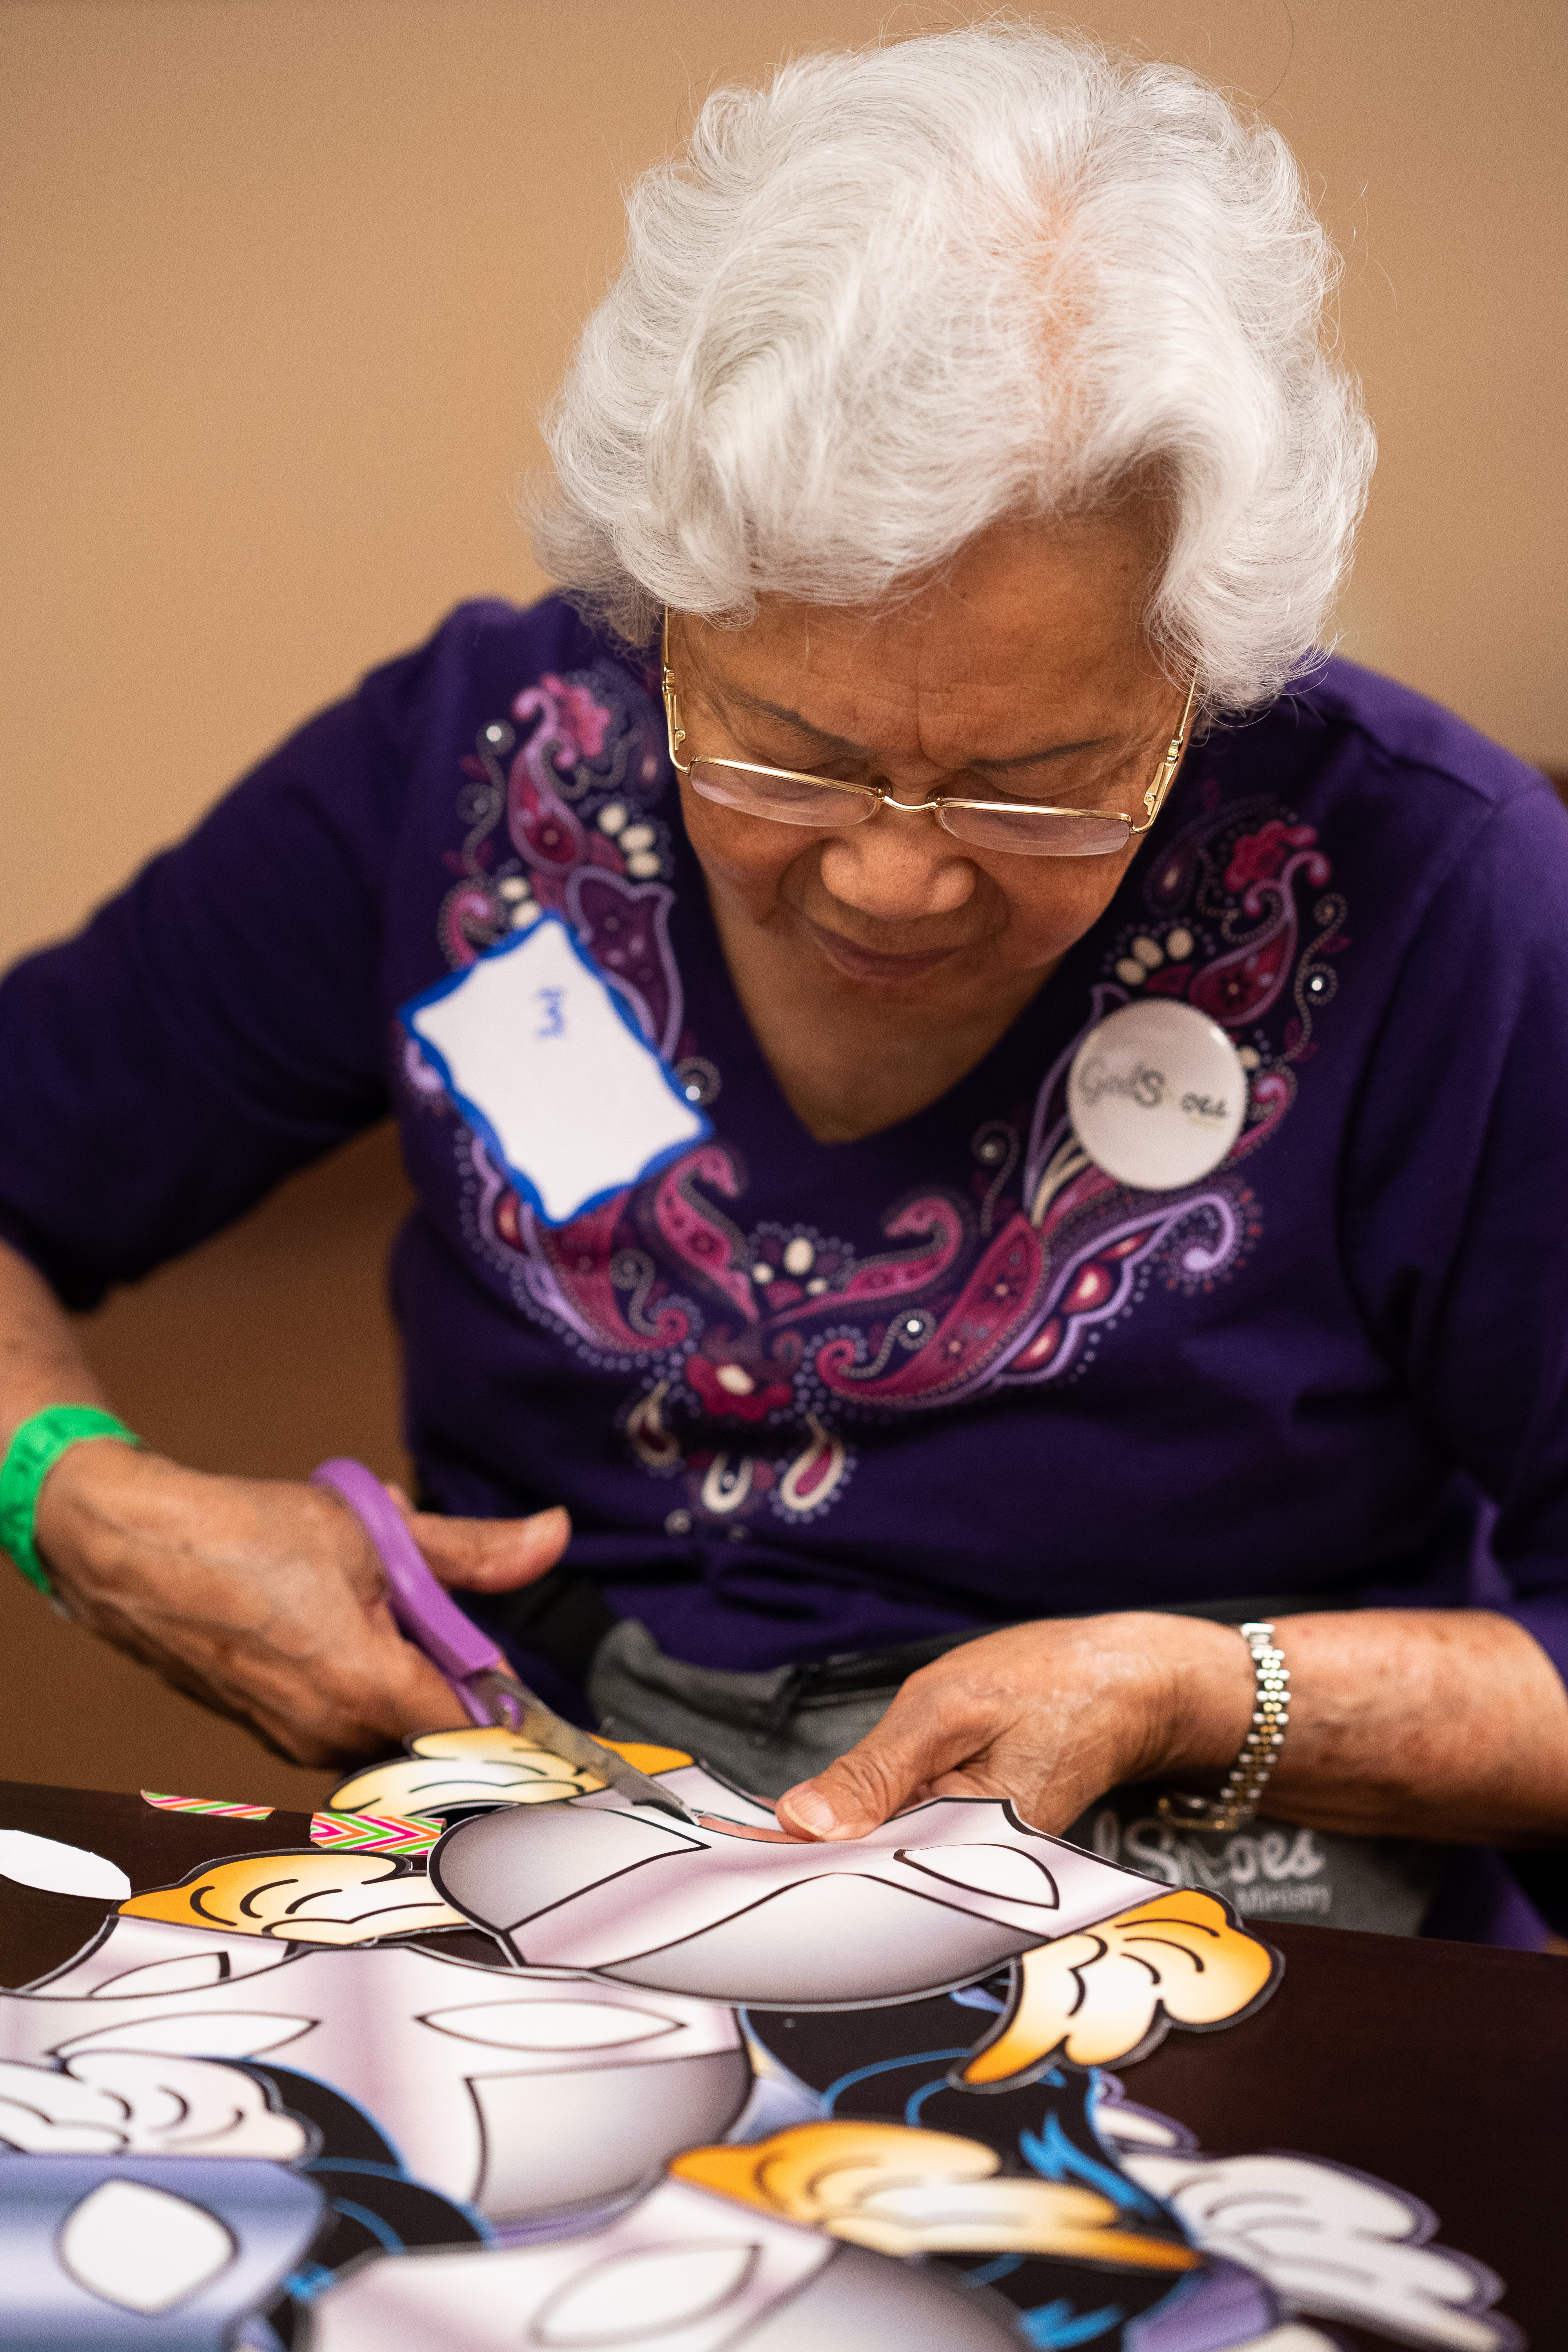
[0,24,1564,1942]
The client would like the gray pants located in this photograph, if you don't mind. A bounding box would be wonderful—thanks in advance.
[590,1615,1447,1938]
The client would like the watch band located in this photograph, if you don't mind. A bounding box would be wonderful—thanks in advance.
[1156,1620,1290,1834]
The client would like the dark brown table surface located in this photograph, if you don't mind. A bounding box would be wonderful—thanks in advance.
[2,1778,1563,2349]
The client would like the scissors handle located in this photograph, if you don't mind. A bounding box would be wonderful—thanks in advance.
[311,1457,698,1823]
[311,1457,499,1700]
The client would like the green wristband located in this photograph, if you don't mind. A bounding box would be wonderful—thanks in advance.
[0,1405,143,1596]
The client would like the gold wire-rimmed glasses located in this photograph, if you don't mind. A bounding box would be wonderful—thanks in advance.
[661,610,1198,860]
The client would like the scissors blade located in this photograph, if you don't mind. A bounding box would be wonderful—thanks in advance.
[468,1669,698,1824]
[307,1459,697,1825]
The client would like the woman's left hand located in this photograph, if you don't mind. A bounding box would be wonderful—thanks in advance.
[774,1605,1568,1846]
[775,1611,1253,1840]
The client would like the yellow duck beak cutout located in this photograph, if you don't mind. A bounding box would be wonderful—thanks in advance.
[328,1724,691,1821]
[673,2122,1200,2273]
[959,1890,1278,2083]
[120,1851,468,1945]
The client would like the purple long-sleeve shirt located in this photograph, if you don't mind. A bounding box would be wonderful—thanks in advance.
[2,598,1566,1920]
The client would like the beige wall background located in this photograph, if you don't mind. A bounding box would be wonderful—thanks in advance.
[2,0,1564,974]
[0,0,1563,1806]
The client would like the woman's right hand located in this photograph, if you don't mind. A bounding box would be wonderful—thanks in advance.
[33,1437,571,1766]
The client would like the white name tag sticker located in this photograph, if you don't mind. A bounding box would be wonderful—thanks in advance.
[1069,998,1246,1191]
[404,915,709,1226]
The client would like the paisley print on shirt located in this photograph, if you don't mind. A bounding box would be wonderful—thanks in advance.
[403,692,1348,1535]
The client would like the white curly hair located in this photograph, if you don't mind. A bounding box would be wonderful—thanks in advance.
[532,19,1374,713]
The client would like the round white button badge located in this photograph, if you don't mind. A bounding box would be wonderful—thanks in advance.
[1068,998,1247,1191]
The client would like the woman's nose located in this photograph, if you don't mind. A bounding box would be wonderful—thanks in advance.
[817,806,976,920]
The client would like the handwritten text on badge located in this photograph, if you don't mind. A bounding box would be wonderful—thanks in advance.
[403,915,709,1226]
[1069,999,1247,1191]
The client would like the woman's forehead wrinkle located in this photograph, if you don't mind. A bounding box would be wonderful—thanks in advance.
[967,735,1121,773]
[706,678,865,757]
[706,674,1122,773]
[701,654,1128,781]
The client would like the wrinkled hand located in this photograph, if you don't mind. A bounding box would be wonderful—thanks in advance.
[34,1440,570,1766]
[774,1612,1254,1840]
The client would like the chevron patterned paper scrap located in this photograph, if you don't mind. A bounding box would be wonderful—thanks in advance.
[308,1809,439,1854]
[142,1790,276,1819]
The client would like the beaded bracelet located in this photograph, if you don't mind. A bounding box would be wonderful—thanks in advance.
[0,1405,143,1596]
[1156,1620,1290,1835]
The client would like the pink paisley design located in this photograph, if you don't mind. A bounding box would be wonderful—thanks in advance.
[469,1144,601,1348]
[532,1198,691,1353]
[1189,846,1332,1030]
[814,1187,1245,1409]
[1227,1065,1295,1163]
[1036,1160,1117,1242]
[766,1196,965,1330]
[440,883,503,969]
[539,672,611,761]
[1002,1190,1245,1387]
[817,1216,1045,1404]
[586,831,629,873]
[653,1148,758,1325]
[565,867,683,1058]
[475,1147,690,1354]
[686,1353,795,1423]
[777,1416,848,1515]
[510,724,588,875]
[1224,819,1317,894]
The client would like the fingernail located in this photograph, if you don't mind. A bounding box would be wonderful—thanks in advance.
[779,1785,838,1838]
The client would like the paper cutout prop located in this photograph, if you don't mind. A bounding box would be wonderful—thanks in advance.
[0,2151,324,2347]
[1117,2147,1520,2352]
[432,1780,1210,2011]
[143,1792,276,1821]
[16,1913,297,1996]
[119,1849,468,1945]
[402,912,710,1227]
[232,2057,489,2264]
[1229,2334,1339,2351]
[1,1929,749,2220]
[0,2049,309,2160]
[673,2121,1200,2274]
[308,2172,1018,2352]
[329,1725,608,1816]
[0,1829,131,1902]
[309,1809,439,1855]
[0,2074,488,2348]
[0,1798,1525,2351]
[717,2028,1289,2347]
[959,1891,1281,2082]
[326,1723,694,1821]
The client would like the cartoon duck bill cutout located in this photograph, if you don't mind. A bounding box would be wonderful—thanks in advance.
[325,1724,691,1820]
[428,1757,1281,2078]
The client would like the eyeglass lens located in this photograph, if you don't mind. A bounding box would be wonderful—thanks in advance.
[690,760,1132,857]
[689,760,875,830]
[938,804,1132,858]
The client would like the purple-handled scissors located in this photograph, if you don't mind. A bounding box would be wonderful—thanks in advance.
[310,1457,695,1824]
